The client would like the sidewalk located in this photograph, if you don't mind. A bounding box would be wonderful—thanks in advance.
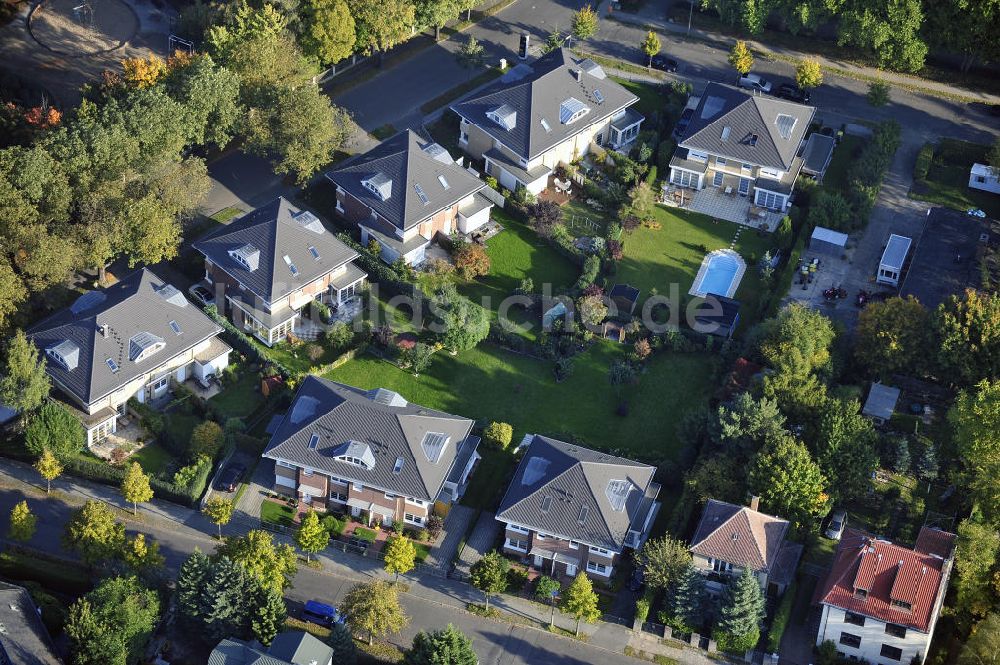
[605,3,1000,103]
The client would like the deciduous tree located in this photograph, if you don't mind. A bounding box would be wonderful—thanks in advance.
[384,536,417,581]
[935,289,1000,387]
[34,448,63,493]
[301,0,356,64]
[961,613,1000,665]
[66,576,159,665]
[483,421,513,450]
[795,59,823,89]
[350,0,417,60]
[24,402,84,459]
[560,572,600,636]
[163,54,242,149]
[123,533,166,572]
[812,398,878,502]
[469,551,509,610]
[296,509,329,561]
[728,40,754,76]
[216,529,298,591]
[341,579,409,644]
[203,497,235,539]
[571,5,598,41]
[837,0,927,72]
[415,0,458,41]
[807,189,852,231]
[634,536,690,592]
[951,380,1000,520]
[453,242,490,279]
[954,518,1000,625]
[457,34,485,68]
[432,287,490,353]
[122,54,168,88]
[641,31,661,68]
[7,500,36,542]
[190,421,223,460]
[0,329,49,414]
[121,462,154,515]
[407,624,478,665]
[750,435,828,533]
[855,296,929,378]
[63,500,126,565]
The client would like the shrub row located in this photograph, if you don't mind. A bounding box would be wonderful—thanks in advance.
[914,142,934,181]
[766,575,797,651]
[0,549,92,596]
[61,454,213,507]
[846,120,902,223]
[203,305,296,379]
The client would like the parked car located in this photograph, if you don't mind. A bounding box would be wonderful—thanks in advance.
[650,54,679,72]
[217,463,246,492]
[628,566,645,592]
[825,509,847,540]
[188,283,214,307]
[737,73,772,93]
[672,107,695,140]
[774,82,810,103]
[302,600,345,627]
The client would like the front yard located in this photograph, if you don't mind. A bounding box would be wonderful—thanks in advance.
[911,138,1000,219]
[323,339,716,462]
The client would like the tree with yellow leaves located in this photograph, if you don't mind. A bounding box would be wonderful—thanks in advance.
[122,54,167,88]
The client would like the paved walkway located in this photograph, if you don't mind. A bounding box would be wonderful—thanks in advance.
[608,3,1000,104]
[425,504,476,570]
[0,460,722,665]
[455,510,502,578]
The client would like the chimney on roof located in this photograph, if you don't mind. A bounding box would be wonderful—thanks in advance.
[99,323,108,338]
[749,496,760,512]
[575,68,583,81]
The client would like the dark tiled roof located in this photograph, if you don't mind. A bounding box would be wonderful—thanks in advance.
[0,583,61,665]
[680,83,814,171]
[813,527,955,632]
[669,147,709,174]
[326,130,485,233]
[801,132,836,175]
[689,499,790,573]
[452,49,639,160]
[268,631,333,665]
[496,435,658,551]
[27,268,222,408]
[694,295,741,328]
[208,638,288,665]
[193,197,359,304]
[263,377,474,500]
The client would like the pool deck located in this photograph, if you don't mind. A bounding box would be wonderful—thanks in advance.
[689,249,746,298]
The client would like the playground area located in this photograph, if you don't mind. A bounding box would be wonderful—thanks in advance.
[0,0,174,104]
[28,0,138,56]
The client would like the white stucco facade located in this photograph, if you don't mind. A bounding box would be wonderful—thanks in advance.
[816,604,930,665]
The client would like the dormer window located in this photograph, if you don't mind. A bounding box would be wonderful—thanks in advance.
[605,479,632,511]
[775,114,797,140]
[362,173,393,201]
[228,244,260,272]
[332,440,376,470]
[420,432,450,464]
[890,599,912,611]
[129,332,166,363]
[560,97,591,125]
[487,104,517,131]
[45,340,80,371]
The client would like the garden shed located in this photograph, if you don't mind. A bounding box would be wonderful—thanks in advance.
[809,226,848,257]
[862,382,901,425]
[801,133,837,180]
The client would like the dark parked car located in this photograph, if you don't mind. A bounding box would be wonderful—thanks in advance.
[650,55,679,72]
[302,600,346,627]
[672,107,695,139]
[774,83,811,103]
[217,463,246,492]
[188,283,215,307]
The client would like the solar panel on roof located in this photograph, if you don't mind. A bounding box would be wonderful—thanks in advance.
[420,432,450,464]
[70,291,106,315]
[775,114,797,140]
[414,183,430,205]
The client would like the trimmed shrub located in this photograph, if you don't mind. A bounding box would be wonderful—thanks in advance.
[914,142,934,181]
[483,421,514,450]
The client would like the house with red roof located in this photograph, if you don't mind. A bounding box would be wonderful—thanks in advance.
[813,526,956,665]
[688,497,802,597]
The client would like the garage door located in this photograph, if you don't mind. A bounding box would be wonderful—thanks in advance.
[496,165,518,192]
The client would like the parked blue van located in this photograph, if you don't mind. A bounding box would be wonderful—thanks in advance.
[302,600,345,627]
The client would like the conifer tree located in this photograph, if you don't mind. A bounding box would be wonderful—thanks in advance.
[714,567,765,653]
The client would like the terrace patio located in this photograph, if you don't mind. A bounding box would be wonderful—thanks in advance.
[661,183,783,231]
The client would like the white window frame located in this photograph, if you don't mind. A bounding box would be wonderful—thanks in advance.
[329,489,347,502]
[569,541,579,550]
[507,524,530,535]
[353,482,363,492]
[276,459,296,469]
[586,561,610,576]
[505,537,529,552]
[713,171,724,187]
[672,169,698,189]
[716,157,727,167]
[588,545,611,556]
[405,497,428,507]
[404,513,424,525]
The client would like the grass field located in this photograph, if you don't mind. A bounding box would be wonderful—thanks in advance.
[209,373,264,420]
[616,206,773,327]
[130,442,173,476]
[911,139,1000,219]
[324,340,715,461]
[456,210,579,310]
[822,134,863,194]
[261,500,296,526]
[460,446,517,511]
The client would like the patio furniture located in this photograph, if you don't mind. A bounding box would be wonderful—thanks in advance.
[724,186,734,196]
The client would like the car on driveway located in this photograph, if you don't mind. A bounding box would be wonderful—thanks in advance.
[302,600,346,627]
[825,509,847,540]
[217,462,246,492]
[737,73,772,93]
[774,82,811,103]
[650,55,679,72]
[188,283,214,307]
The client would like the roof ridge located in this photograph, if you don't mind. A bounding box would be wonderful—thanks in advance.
[576,461,626,545]
[689,501,743,551]
[744,508,771,569]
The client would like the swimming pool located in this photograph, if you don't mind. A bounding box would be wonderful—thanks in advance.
[689,249,746,298]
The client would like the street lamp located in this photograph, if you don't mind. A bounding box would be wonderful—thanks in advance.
[549,588,559,628]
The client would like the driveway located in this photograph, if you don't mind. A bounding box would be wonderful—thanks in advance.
[455,511,502,578]
[424,504,476,571]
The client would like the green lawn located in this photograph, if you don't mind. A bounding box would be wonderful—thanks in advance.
[130,443,173,477]
[164,411,201,452]
[822,134,863,194]
[261,501,296,526]
[460,446,517,511]
[324,340,715,461]
[209,372,265,420]
[612,77,668,118]
[911,139,1000,218]
[561,199,608,238]
[255,337,341,376]
[616,205,773,328]
[457,210,579,310]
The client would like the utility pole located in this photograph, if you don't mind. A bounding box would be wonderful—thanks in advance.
[688,0,694,34]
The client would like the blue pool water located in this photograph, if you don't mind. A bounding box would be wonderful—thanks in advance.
[697,253,741,296]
